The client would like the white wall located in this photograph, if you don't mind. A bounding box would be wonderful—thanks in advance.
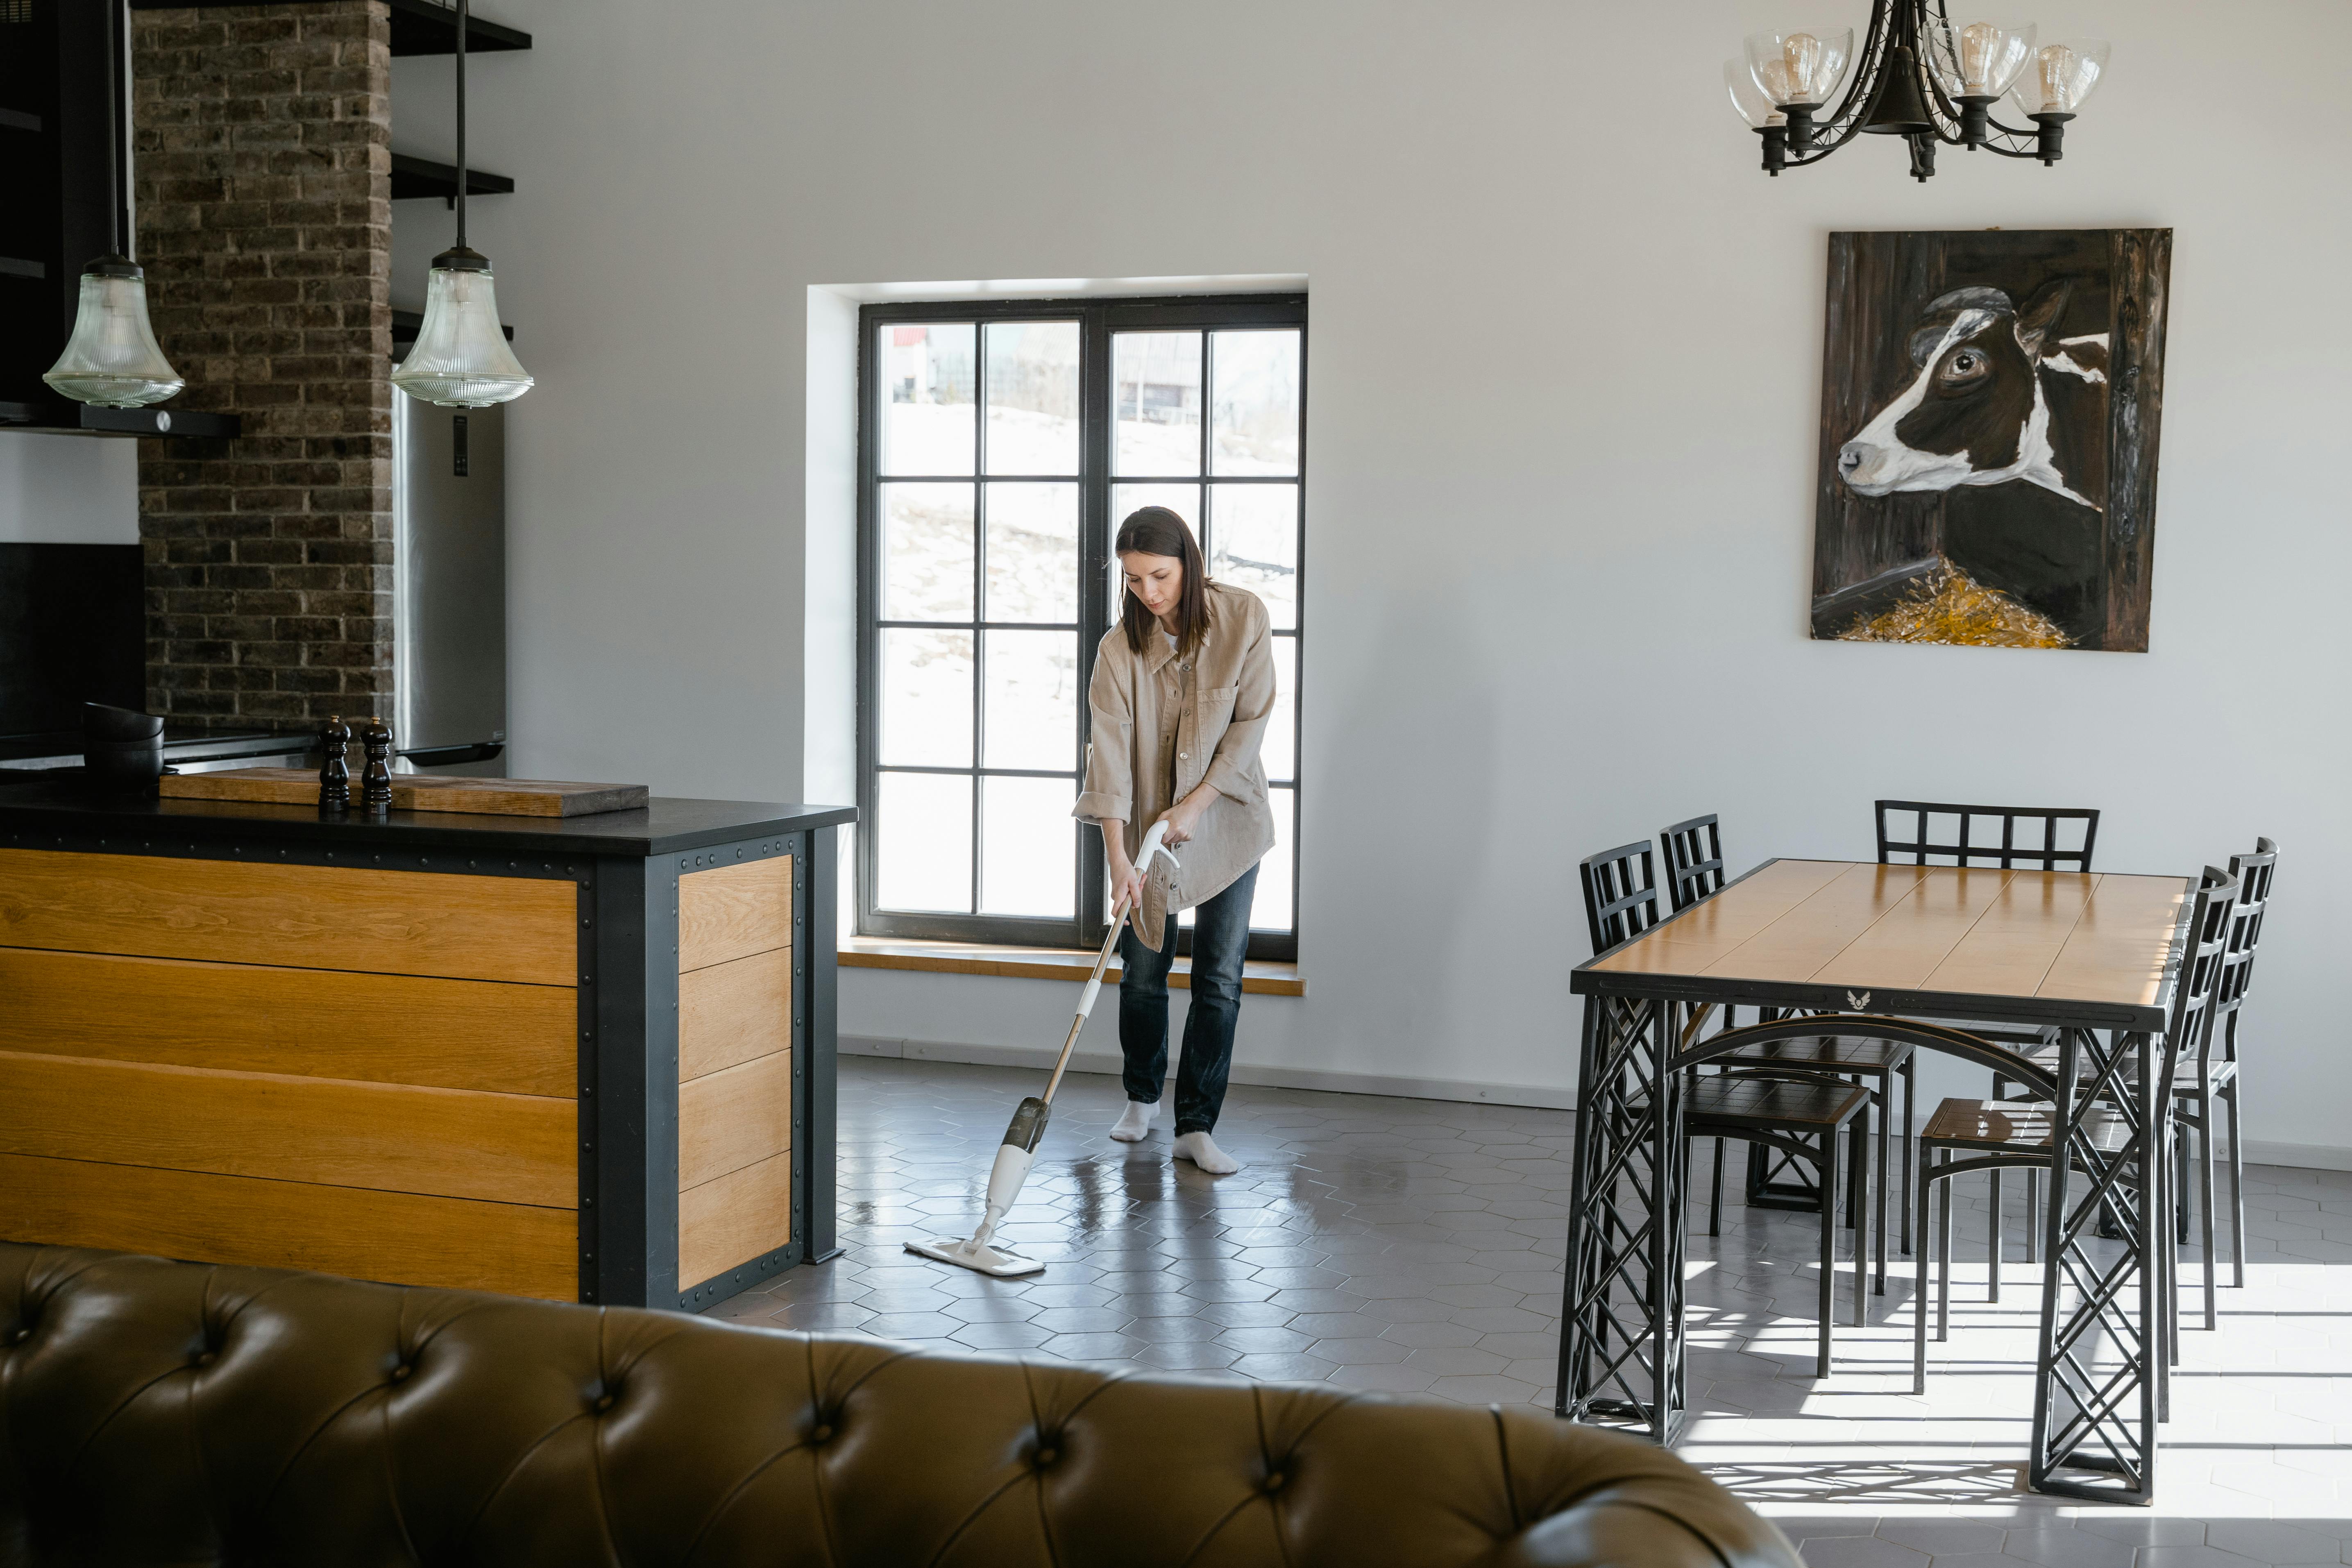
[394,0,2352,1156]
[0,433,136,544]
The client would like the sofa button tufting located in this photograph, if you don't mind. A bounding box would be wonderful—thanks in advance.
[391,1364,413,1383]
[1265,1470,1286,1492]
[194,1352,215,1368]
[6,1327,26,1346]
[594,1393,615,1413]
[1034,1448,1058,1467]
[810,1424,833,1443]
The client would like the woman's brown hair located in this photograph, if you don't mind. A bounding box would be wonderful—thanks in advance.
[1114,506,1212,658]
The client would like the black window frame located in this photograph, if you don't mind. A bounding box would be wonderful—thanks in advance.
[855,291,1306,962]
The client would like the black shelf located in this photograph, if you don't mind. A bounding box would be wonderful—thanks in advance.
[0,399,241,439]
[125,0,531,56]
[390,152,515,205]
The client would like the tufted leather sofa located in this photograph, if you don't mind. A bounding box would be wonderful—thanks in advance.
[0,1244,1798,1567]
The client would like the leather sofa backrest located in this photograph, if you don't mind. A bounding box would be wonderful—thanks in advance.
[0,1244,1799,1568]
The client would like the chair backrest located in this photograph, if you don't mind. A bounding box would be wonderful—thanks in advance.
[2161,865,2239,1095]
[1580,840,1663,956]
[1659,813,1726,913]
[1874,799,2100,872]
[2214,837,2277,1032]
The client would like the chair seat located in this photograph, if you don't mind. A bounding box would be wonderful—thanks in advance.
[1688,1075,1871,1132]
[1920,1098,2132,1155]
[1715,1037,1910,1071]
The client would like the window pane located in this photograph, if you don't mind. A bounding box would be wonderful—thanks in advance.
[1253,786,1295,932]
[1211,329,1300,477]
[878,771,972,912]
[881,482,974,622]
[984,321,1080,476]
[1111,483,1201,540]
[982,629,1077,772]
[1208,483,1297,630]
[1264,633,1295,783]
[879,627,972,766]
[980,775,1076,917]
[1113,331,1201,477]
[985,482,1077,624]
[878,323,975,476]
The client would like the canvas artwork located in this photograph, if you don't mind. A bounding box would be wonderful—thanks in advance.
[1811,228,2172,652]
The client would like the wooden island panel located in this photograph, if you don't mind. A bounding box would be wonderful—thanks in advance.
[0,1049,575,1207]
[0,1153,576,1300]
[676,856,793,1287]
[0,947,574,1096]
[0,847,576,984]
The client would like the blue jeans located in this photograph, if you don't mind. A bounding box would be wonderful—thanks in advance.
[1118,865,1258,1137]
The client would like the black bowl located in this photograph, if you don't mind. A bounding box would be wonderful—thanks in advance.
[84,736,165,794]
[84,702,164,742]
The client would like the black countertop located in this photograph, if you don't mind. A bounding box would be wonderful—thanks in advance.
[0,778,854,858]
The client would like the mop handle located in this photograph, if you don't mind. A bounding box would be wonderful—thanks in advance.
[1041,822,1177,1107]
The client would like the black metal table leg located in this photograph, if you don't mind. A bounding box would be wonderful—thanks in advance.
[2029,1027,2161,1505]
[1556,993,1686,1443]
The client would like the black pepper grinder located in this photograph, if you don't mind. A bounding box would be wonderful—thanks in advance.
[317,714,352,814]
[360,716,393,817]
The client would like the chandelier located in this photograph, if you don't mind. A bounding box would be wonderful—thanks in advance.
[1726,5,2110,182]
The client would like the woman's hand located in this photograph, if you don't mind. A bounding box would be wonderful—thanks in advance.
[1103,824,1145,915]
[1154,786,1215,849]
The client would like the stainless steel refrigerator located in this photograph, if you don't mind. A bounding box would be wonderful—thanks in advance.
[392,397,508,778]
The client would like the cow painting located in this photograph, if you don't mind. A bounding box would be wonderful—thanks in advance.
[1810,229,2171,653]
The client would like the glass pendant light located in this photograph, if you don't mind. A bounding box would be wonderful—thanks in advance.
[44,0,183,409]
[1744,26,1855,150]
[392,0,532,407]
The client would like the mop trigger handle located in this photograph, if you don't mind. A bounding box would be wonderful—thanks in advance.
[1077,822,1181,1020]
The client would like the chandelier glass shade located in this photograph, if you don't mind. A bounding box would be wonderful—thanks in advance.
[45,260,184,408]
[1733,2,2110,180]
[390,0,531,408]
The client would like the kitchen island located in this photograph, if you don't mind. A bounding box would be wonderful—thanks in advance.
[0,781,852,1313]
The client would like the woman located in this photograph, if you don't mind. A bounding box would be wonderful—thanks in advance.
[1073,506,1278,1175]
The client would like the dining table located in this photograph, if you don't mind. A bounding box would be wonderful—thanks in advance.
[1555,857,2198,1506]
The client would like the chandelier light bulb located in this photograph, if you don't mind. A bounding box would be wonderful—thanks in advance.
[1942,20,2036,95]
[1745,26,1855,106]
[2012,37,2110,115]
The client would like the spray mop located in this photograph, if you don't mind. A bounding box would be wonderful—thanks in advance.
[905,820,1182,1278]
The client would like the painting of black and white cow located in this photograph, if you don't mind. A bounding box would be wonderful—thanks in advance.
[1811,229,2171,652]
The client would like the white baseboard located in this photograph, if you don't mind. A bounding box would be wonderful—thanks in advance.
[840,1034,1577,1112]
[840,1037,2352,1166]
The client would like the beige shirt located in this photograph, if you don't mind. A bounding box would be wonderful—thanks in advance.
[1075,582,1279,949]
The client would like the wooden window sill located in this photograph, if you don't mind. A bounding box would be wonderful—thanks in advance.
[840,936,1305,997]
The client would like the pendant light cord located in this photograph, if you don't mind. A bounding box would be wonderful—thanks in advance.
[112,0,131,259]
[454,0,469,249]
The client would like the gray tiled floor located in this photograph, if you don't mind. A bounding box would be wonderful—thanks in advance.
[712,1056,2352,1563]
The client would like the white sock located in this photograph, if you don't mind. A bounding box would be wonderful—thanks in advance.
[1109,1101,1157,1142]
[1173,1130,1240,1174]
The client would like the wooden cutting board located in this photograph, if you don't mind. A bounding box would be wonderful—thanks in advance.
[159,768,649,818]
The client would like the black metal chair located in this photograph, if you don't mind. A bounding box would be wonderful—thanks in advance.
[1664,814,1916,1286]
[1874,799,2100,872]
[1581,839,1875,1376]
[1876,799,2100,1277]
[1910,864,2236,1395]
[2173,838,2274,1327]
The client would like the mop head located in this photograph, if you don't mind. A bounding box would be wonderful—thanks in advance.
[904,1234,1046,1278]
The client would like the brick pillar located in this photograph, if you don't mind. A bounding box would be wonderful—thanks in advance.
[130,1,392,733]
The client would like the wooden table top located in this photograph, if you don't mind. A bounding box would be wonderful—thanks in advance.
[1572,860,2194,1030]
